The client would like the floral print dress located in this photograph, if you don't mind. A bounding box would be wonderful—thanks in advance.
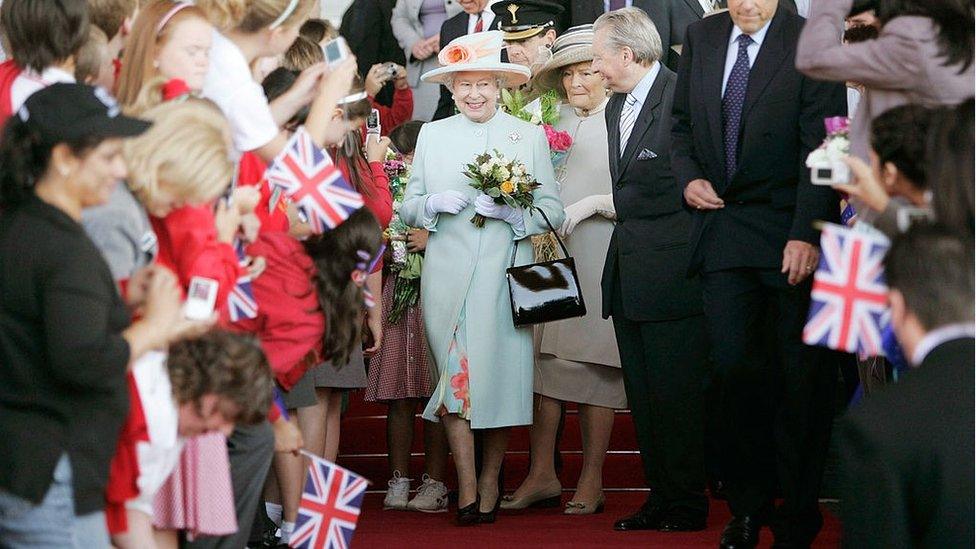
[432,308,472,419]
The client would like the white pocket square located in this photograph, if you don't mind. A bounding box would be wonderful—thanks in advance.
[637,148,658,160]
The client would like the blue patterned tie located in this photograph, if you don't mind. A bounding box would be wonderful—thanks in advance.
[722,34,753,182]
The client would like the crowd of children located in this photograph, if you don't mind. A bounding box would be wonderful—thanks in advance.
[0,0,439,547]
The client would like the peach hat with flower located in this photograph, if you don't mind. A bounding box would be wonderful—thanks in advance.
[421,30,531,88]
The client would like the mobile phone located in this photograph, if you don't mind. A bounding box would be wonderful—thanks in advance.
[386,63,397,78]
[366,108,381,138]
[183,276,219,320]
[322,36,350,66]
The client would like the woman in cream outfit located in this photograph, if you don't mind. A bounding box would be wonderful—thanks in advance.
[501,25,626,516]
[399,30,565,524]
[391,0,463,120]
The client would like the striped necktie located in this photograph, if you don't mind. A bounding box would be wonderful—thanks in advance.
[618,94,638,157]
[473,13,483,33]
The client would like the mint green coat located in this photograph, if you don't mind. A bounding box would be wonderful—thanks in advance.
[400,110,565,428]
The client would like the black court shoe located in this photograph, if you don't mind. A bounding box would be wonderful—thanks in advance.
[456,497,481,526]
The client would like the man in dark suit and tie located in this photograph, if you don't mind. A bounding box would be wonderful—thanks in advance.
[671,0,847,547]
[838,225,974,549]
[592,7,710,533]
[431,0,498,120]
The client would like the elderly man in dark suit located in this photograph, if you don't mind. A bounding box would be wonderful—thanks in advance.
[671,0,847,547]
[592,7,710,534]
[839,225,974,549]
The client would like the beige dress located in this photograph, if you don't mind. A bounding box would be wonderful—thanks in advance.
[535,100,627,410]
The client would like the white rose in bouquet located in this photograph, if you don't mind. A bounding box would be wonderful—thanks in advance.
[805,148,830,168]
[479,163,493,177]
[826,136,850,159]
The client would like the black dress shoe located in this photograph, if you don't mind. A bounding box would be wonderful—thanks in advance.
[657,511,707,532]
[720,515,762,549]
[456,497,481,526]
[478,492,501,524]
[613,503,666,531]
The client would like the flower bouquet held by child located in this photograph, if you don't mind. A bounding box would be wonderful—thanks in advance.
[806,116,851,185]
[383,152,423,324]
[464,149,541,228]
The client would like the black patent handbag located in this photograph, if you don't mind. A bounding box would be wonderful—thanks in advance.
[506,208,586,327]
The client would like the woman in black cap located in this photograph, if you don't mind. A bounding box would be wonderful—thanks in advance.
[0,83,211,548]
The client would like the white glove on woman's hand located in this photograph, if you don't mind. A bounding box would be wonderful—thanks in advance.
[559,194,615,237]
[424,190,470,217]
[474,194,523,225]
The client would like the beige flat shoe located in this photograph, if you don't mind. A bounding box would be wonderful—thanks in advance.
[564,495,606,515]
[498,482,562,510]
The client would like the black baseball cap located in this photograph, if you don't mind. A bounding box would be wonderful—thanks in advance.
[17,83,151,145]
[492,0,564,41]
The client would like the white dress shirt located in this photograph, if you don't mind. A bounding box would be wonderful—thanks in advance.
[793,0,810,17]
[697,0,716,14]
[625,61,662,113]
[721,18,772,97]
[467,2,497,33]
[910,323,976,366]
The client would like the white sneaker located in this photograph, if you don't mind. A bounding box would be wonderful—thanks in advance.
[407,474,449,513]
[383,471,411,510]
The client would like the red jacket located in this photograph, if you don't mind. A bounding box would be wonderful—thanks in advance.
[233,232,324,390]
[0,60,23,119]
[371,86,413,132]
[149,205,244,325]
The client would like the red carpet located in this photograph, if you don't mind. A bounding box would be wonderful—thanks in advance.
[353,492,841,548]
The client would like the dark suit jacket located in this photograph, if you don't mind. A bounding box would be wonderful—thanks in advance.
[838,337,975,548]
[671,8,846,275]
[572,0,670,62]
[601,66,702,322]
[340,0,406,105]
[432,12,470,121]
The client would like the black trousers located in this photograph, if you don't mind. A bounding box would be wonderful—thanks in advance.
[611,286,709,516]
[702,268,843,544]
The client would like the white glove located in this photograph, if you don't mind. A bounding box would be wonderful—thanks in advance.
[474,194,523,225]
[559,194,615,237]
[424,190,470,217]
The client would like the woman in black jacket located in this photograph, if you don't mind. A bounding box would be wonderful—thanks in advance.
[0,84,209,547]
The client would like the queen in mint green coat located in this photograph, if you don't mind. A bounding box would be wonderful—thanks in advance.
[400,107,564,430]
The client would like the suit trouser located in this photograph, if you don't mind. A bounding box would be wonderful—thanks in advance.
[611,285,709,516]
[184,422,274,549]
[701,268,842,542]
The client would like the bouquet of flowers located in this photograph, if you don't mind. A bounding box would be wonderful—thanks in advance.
[383,152,423,324]
[463,149,540,228]
[806,116,850,185]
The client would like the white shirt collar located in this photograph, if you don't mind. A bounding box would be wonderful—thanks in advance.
[729,17,773,49]
[911,323,976,366]
[627,61,661,108]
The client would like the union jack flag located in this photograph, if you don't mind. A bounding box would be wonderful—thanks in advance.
[290,452,368,549]
[803,222,890,357]
[228,241,258,322]
[266,128,363,234]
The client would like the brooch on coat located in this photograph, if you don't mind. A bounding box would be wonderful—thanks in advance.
[508,131,521,143]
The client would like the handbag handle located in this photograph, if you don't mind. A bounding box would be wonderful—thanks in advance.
[510,207,571,267]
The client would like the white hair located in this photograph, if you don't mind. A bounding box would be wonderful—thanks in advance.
[593,7,663,64]
[445,72,505,91]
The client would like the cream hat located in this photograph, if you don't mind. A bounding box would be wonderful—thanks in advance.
[421,30,532,88]
[532,25,596,97]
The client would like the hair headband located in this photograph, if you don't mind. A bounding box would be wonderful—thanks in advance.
[337,91,368,105]
[156,1,192,35]
[269,0,301,29]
